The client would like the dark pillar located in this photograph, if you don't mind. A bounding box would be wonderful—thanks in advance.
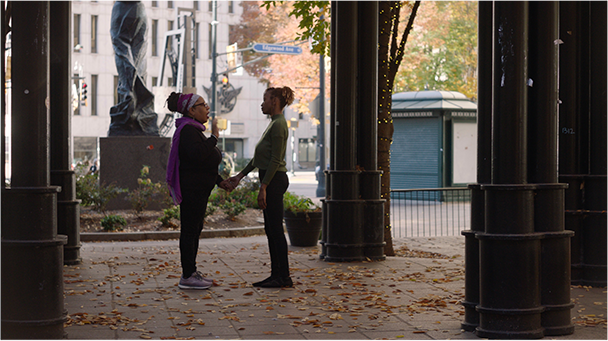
[50,0,81,265]
[477,2,544,338]
[461,1,493,332]
[356,1,384,261]
[325,0,364,262]
[528,2,574,336]
[1,2,67,339]
[320,2,338,260]
[583,0,608,287]
[325,1,383,262]
[559,0,589,284]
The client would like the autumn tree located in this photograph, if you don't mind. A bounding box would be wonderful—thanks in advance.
[394,1,478,100]
[230,1,330,116]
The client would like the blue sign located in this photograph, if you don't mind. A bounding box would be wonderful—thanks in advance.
[252,43,302,55]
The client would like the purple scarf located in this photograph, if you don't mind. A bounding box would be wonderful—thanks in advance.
[166,116,206,205]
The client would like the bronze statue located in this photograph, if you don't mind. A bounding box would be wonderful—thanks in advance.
[109,1,159,136]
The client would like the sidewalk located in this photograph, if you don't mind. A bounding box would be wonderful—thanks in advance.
[63,236,607,340]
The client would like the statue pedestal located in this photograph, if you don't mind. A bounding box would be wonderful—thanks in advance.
[100,137,171,210]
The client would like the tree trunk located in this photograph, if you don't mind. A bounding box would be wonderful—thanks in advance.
[378,1,396,256]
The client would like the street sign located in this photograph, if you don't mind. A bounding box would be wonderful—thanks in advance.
[252,43,302,55]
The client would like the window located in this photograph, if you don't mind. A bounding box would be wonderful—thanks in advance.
[298,138,316,163]
[194,1,199,11]
[91,75,98,116]
[208,23,213,59]
[168,1,173,9]
[151,20,158,56]
[91,15,98,53]
[152,77,158,87]
[208,1,213,12]
[113,76,119,105]
[168,20,174,50]
[228,1,234,13]
[152,1,157,7]
[195,22,200,59]
[73,14,81,50]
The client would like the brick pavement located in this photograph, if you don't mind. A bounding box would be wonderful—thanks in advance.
[63,236,607,340]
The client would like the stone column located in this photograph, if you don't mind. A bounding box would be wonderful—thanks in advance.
[528,1,573,336]
[325,0,364,262]
[583,1,607,287]
[477,2,544,338]
[461,1,493,332]
[50,0,81,265]
[1,2,67,338]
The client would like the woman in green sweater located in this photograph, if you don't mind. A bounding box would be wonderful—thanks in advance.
[226,86,294,288]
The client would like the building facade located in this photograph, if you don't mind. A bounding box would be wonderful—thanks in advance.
[70,0,317,171]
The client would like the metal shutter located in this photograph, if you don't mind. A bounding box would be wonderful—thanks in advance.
[390,117,441,189]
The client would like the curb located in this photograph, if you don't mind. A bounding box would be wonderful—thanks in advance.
[80,226,266,242]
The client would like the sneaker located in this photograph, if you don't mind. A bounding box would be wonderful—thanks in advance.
[179,271,212,290]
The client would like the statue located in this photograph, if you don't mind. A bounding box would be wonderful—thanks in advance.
[108,1,159,136]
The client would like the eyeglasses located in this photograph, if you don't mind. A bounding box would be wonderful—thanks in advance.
[193,102,208,108]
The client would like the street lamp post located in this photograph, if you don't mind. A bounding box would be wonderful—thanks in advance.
[210,0,218,119]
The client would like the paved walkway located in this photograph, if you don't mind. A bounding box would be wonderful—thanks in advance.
[63,236,607,340]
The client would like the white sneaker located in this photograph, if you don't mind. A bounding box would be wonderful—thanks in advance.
[178,271,212,290]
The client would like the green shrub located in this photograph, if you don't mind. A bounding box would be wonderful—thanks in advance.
[127,165,167,217]
[101,214,127,232]
[158,206,180,227]
[206,203,218,218]
[220,200,246,221]
[75,164,127,213]
[283,191,321,214]
[208,188,226,206]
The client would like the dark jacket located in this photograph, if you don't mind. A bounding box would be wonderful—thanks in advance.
[178,124,223,192]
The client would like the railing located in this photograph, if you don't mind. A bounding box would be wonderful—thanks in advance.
[390,187,471,237]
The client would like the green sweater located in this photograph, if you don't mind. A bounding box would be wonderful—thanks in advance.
[242,114,288,185]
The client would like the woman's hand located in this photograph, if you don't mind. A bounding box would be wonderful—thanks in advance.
[227,173,244,189]
[257,184,268,210]
[219,179,234,192]
[211,118,220,138]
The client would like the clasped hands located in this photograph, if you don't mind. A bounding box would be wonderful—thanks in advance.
[218,174,243,193]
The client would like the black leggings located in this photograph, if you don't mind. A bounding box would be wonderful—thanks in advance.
[259,170,290,278]
[179,187,213,277]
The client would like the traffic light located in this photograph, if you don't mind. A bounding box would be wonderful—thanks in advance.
[221,75,229,89]
[81,82,88,103]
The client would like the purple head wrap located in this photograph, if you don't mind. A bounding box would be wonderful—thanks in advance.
[176,93,201,115]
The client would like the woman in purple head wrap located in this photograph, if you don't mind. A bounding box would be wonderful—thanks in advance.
[165,92,232,290]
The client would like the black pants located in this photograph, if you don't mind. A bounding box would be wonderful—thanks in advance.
[259,170,290,278]
[179,186,213,277]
